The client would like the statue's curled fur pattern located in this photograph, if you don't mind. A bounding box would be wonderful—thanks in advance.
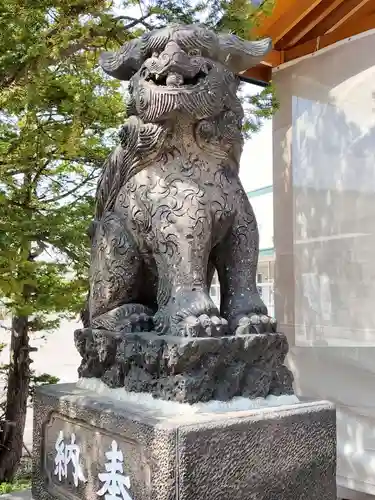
[87,24,276,337]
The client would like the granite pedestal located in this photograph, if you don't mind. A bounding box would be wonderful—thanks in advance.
[32,383,336,500]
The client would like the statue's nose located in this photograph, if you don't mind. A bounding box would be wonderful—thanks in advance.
[143,41,203,81]
[158,41,190,72]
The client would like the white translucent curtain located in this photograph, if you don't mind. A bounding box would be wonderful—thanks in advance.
[273,32,375,497]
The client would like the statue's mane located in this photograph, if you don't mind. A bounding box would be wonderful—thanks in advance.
[94,25,273,221]
[95,117,167,220]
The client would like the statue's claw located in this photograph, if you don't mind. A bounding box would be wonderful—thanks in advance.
[177,314,228,337]
[154,287,229,337]
[234,314,277,335]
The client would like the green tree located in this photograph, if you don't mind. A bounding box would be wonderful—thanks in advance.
[0,0,275,481]
[0,0,126,480]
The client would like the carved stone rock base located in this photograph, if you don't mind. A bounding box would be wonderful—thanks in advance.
[74,329,294,404]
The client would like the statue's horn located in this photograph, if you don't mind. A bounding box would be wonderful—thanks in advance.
[217,34,272,75]
[99,38,143,81]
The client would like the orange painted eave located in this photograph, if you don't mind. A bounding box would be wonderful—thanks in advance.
[244,0,375,85]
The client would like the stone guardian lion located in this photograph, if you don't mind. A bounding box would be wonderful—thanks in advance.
[87,24,276,338]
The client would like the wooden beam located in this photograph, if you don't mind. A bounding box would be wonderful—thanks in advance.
[251,0,299,39]
[283,12,375,63]
[256,0,324,44]
[299,0,373,42]
[326,0,373,33]
[262,50,283,67]
[239,50,281,87]
[241,64,273,84]
[277,0,346,49]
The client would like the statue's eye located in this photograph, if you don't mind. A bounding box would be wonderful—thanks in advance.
[188,49,201,57]
[140,67,149,79]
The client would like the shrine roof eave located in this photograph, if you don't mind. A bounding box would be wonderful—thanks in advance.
[242,0,375,86]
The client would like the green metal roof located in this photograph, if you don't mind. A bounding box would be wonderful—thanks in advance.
[247,185,273,198]
[259,247,274,257]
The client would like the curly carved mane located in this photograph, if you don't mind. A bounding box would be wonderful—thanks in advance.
[95,117,168,220]
[94,25,272,222]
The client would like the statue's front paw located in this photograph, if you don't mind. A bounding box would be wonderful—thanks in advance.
[154,287,229,337]
[234,314,277,335]
[176,314,229,337]
[226,291,275,334]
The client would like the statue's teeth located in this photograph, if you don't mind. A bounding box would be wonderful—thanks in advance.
[166,72,183,87]
[201,63,209,75]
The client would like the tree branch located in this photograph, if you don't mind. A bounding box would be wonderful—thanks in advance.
[55,13,153,59]
[115,13,154,30]
[32,157,54,185]
[0,12,154,91]
[40,169,99,204]
[29,241,48,260]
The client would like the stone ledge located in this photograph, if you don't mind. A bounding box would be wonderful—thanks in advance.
[76,376,300,413]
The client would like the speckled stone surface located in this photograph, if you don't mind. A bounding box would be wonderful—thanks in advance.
[74,330,294,403]
[32,383,336,500]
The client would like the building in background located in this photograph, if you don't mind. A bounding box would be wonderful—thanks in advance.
[210,185,275,317]
[250,185,274,317]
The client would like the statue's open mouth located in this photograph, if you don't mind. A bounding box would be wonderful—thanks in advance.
[143,67,210,88]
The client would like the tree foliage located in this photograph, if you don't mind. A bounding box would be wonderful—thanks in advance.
[0,0,276,480]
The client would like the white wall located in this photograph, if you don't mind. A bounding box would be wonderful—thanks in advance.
[250,191,274,251]
[273,30,375,498]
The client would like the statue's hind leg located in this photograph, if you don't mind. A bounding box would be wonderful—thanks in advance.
[88,211,157,332]
[214,190,277,334]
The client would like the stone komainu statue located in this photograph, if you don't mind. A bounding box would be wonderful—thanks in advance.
[89,24,274,337]
[75,24,293,402]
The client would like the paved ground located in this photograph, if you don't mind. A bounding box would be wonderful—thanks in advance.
[0,318,81,450]
[0,491,31,499]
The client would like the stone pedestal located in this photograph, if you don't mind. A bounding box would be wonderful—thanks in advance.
[32,383,336,500]
[74,330,294,403]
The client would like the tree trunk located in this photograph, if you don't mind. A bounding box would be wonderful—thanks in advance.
[0,314,31,481]
[80,292,90,328]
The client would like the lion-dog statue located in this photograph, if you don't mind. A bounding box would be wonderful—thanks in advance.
[87,24,276,338]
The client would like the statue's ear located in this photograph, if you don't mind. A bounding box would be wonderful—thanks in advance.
[217,34,272,75]
[99,39,143,81]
